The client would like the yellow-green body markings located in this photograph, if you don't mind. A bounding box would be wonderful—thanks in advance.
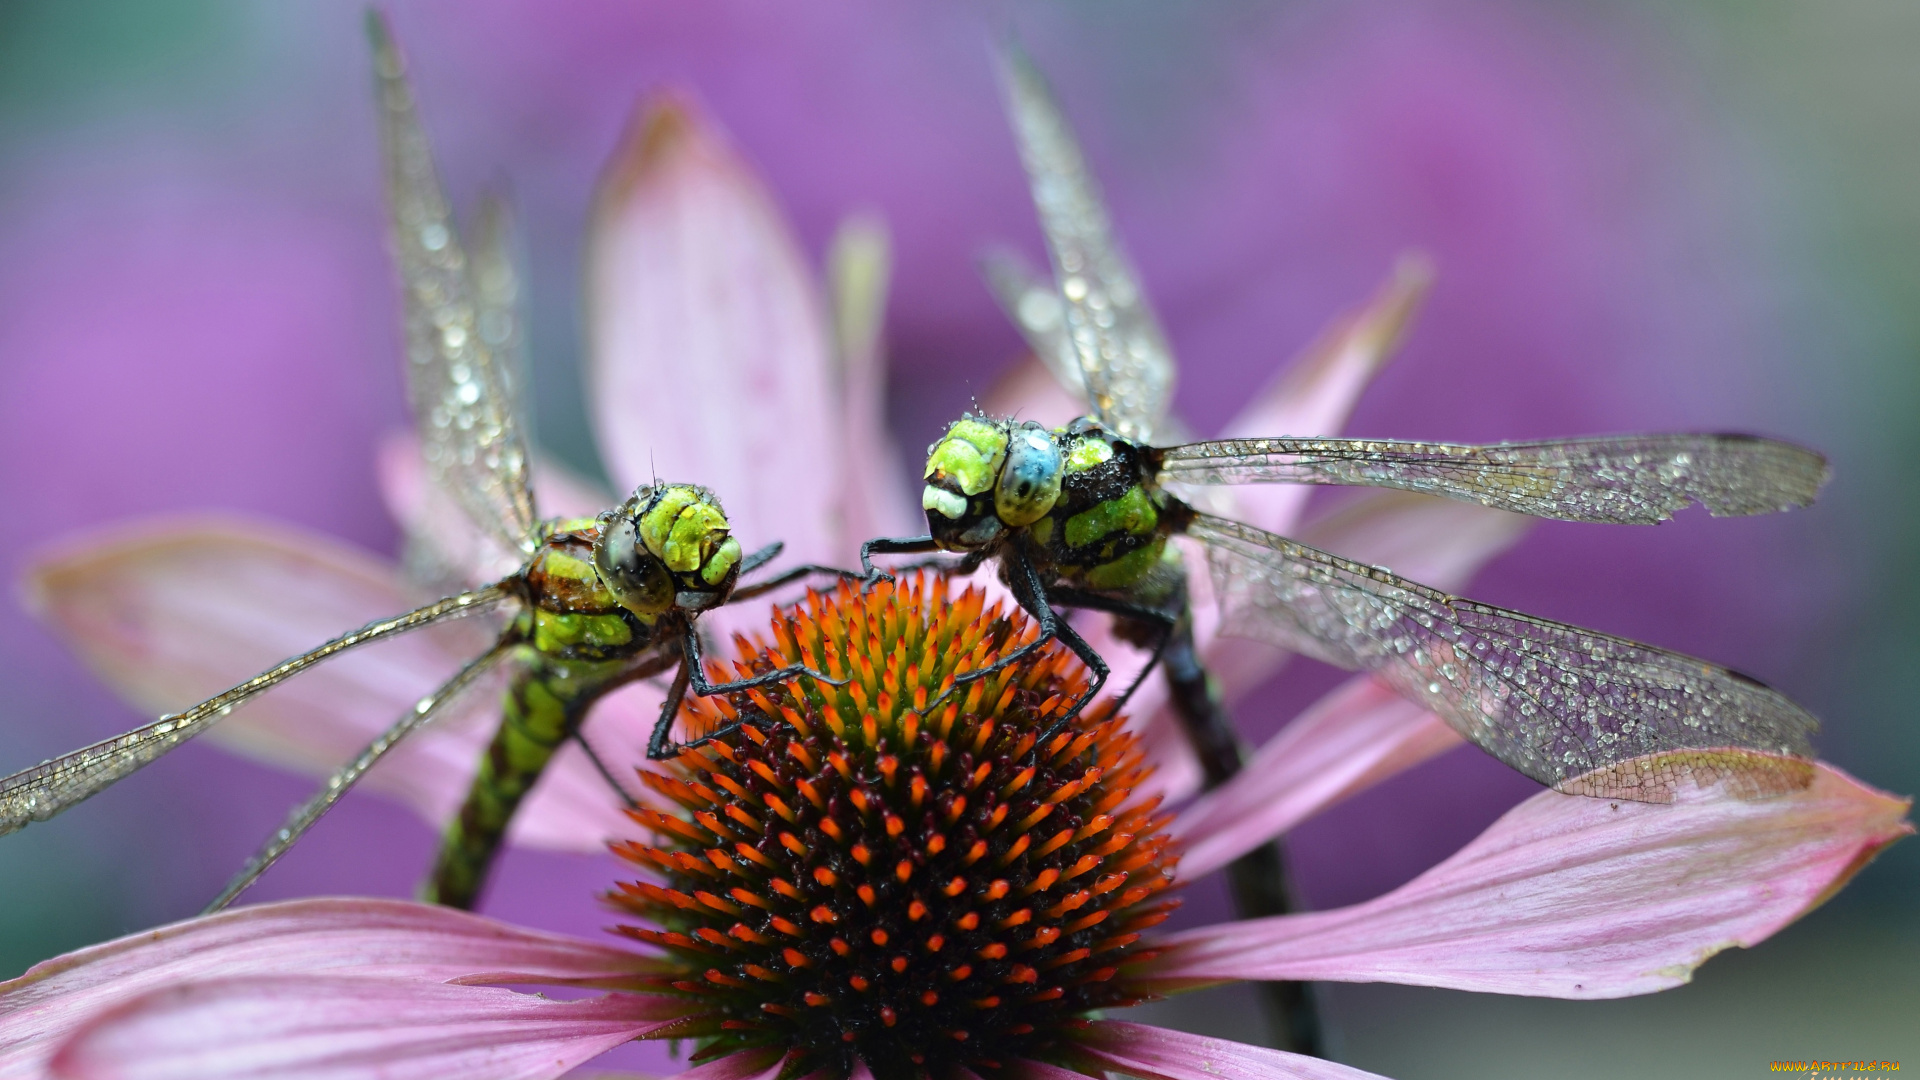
[919,416,1191,605]
[424,487,742,909]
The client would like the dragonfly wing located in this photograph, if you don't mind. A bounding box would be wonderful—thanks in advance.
[1159,433,1829,523]
[205,641,516,913]
[0,583,511,836]
[996,45,1174,443]
[979,247,1083,398]
[1186,512,1817,800]
[370,15,539,556]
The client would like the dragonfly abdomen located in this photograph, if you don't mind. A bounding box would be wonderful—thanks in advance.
[425,647,636,908]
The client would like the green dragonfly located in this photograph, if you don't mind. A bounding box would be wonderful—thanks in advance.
[862,48,1829,803]
[0,15,846,912]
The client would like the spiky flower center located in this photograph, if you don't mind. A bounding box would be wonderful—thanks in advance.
[610,572,1178,1079]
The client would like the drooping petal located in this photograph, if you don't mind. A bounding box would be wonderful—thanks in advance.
[587,95,844,565]
[826,215,918,545]
[1219,255,1433,537]
[48,977,681,1080]
[1145,761,1912,998]
[0,898,658,1080]
[1069,1021,1391,1080]
[20,515,628,853]
[1172,677,1460,878]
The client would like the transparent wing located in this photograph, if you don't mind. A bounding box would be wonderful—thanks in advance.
[1158,433,1829,523]
[203,642,515,913]
[980,247,1082,397]
[370,14,539,556]
[996,45,1174,443]
[470,190,533,448]
[0,584,511,836]
[1187,512,1817,800]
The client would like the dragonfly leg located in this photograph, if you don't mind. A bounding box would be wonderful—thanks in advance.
[646,626,848,760]
[737,540,785,576]
[645,660,694,761]
[930,546,1067,701]
[203,642,513,913]
[859,534,940,585]
[915,547,1109,748]
[571,730,640,810]
[1044,586,1178,720]
[729,562,861,602]
[1026,606,1110,750]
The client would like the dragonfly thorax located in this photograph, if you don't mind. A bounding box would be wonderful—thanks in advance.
[594,484,743,620]
[920,415,1173,590]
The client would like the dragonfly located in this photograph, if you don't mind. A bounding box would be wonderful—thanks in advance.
[0,15,847,912]
[861,47,1829,803]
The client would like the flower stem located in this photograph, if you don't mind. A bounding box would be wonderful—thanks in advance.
[1162,621,1325,1056]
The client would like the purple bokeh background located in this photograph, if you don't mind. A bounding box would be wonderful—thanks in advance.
[0,0,1877,1020]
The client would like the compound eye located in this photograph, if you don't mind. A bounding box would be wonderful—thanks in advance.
[594,513,673,615]
[994,425,1064,527]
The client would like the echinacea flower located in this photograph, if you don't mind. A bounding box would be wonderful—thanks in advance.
[0,572,1905,1080]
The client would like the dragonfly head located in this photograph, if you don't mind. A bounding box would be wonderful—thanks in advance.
[921,416,1064,549]
[595,484,743,617]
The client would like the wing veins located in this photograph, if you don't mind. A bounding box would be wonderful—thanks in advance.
[1186,512,1816,800]
[1159,434,1829,523]
[0,582,513,836]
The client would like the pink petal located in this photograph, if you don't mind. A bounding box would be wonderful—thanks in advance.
[377,433,614,588]
[1072,1021,1391,1080]
[1219,255,1433,537]
[48,977,679,1080]
[1,898,656,1080]
[1146,761,1912,998]
[826,216,918,545]
[1172,677,1461,878]
[587,96,845,566]
[21,516,629,854]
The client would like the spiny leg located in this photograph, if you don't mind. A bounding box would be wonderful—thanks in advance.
[1045,586,1178,720]
[644,627,847,760]
[204,642,514,914]
[859,534,940,583]
[919,548,1109,741]
[730,562,861,603]
[571,729,640,810]
[645,659,694,761]
[738,540,784,577]
[1027,603,1110,749]
[944,545,1074,690]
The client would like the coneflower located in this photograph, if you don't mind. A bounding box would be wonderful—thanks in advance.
[610,574,1176,1074]
[1,570,1904,1080]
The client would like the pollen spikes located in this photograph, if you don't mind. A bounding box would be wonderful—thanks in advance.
[608,573,1180,1079]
